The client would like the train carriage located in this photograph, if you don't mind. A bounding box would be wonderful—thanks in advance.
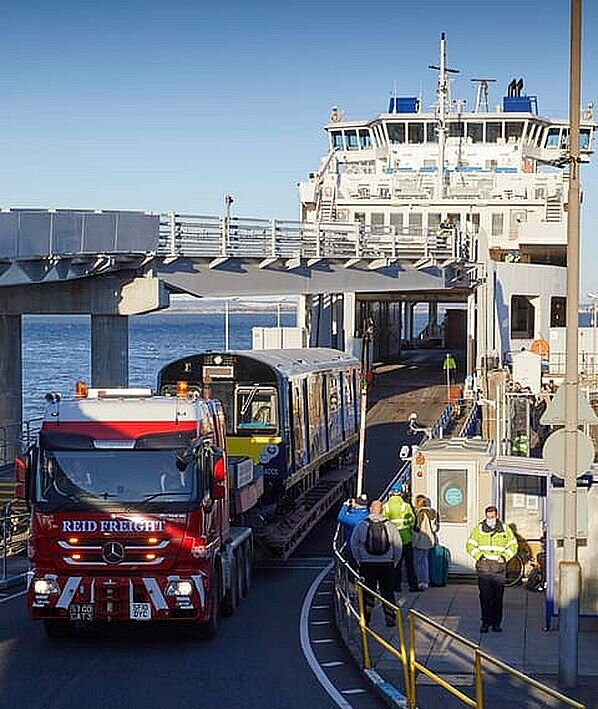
[157,349,360,502]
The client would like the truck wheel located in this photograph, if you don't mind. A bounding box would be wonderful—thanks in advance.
[195,573,220,640]
[241,542,252,597]
[43,620,74,639]
[221,556,238,617]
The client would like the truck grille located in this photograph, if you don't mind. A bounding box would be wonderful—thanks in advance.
[58,538,170,566]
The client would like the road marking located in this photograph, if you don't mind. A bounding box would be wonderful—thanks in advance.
[312,604,330,609]
[312,638,334,644]
[300,561,354,709]
[321,661,345,668]
[342,689,366,695]
[311,620,330,625]
[0,590,26,604]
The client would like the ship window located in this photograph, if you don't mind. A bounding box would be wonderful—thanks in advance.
[390,213,404,235]
[371,212,385,234]
[447,213,461,229]
[428,213,441,233]
[551,296,566,327]
[467,122,483,143]
[331,131,344,150]
[491,213,504,237]
[559,129,569,150]
[580,129,591,151]
[345,130,359,150]
[408,212,423,237]
[426,123,438,143]
[545,127,560,148]
[359,129,372,149]
[511,295,535,339]
[505,122,524,141]
[388,122,405,144]
[408,122,424,144]
[448,121,464,138]
[486,122,503,143]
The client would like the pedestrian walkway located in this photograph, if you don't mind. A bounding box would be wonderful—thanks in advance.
[344,580,597,708]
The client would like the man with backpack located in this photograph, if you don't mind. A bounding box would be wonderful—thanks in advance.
[350,499,403,626]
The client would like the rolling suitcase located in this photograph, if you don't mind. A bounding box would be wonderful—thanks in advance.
[428,545,450,587]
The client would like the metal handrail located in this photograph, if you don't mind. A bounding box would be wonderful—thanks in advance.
[1,500,29,587]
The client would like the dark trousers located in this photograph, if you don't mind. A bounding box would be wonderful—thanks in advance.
[360,562,395,624]
[478,568,506,628]
[395,542,418,591]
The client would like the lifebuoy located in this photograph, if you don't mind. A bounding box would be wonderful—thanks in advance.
[530,338,549,357]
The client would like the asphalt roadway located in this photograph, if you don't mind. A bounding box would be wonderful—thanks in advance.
[0,350,449,709]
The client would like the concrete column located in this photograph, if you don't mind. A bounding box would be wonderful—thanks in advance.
[428,301,438,332]
[91,315,129,387]
[0,315,22,462]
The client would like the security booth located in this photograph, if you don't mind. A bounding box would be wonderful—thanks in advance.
[487,457,598,628]
[411,438,494,574]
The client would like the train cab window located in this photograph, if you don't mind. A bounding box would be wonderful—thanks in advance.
[235,386,278,432]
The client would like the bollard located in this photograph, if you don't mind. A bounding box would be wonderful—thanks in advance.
[558,560,581,687]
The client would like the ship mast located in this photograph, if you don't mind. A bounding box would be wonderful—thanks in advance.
[429,32,459,199]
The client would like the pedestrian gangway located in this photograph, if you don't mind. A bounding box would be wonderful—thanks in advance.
[0,208,473,290]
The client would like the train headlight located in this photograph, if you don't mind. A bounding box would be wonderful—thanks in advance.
[165,580,193,597]
[33,578,60,596]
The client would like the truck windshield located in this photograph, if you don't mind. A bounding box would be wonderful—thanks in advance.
[38,449,198,507]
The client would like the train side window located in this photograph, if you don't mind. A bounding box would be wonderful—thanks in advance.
[235,386,278,432]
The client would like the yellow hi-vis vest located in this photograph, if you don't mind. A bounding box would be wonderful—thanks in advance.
[466,521,518,562]
[383,496,415,544]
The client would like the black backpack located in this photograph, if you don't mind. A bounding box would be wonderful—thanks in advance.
[365,519,390,555]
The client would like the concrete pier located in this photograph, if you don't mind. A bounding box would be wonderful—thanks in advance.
[91,315,129,387]
[0,316,22,462]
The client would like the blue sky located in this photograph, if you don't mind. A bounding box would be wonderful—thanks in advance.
[1,0,598,292]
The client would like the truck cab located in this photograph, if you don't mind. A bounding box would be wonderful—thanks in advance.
[17,384,252,638]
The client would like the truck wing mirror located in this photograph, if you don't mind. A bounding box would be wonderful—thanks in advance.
[211,447,227,500]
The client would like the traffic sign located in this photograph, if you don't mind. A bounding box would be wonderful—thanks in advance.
[540,385,598,425]
[542,428,595,478]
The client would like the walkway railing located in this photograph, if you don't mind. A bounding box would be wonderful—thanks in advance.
[157,212,464,264]
[0,417,43,466]
[332,536,586,709]
[0,500,29,589]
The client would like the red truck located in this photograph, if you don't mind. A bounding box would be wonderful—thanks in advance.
[15,383,255,638]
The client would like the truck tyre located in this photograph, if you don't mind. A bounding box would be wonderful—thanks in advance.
[221,556,238,617]
[241,542,252,597]
[43,620,74,639]
[195,572,220,640]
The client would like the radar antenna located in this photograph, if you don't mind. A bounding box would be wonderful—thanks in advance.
[470,78,496,112]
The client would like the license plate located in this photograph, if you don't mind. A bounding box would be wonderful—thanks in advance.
[69,604,94,621]
[130,602,152,621]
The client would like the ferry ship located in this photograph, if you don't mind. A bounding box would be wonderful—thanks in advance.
[298,32,596,370]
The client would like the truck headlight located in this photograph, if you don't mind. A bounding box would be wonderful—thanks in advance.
[165,580,193,597]
[33,578,60,596]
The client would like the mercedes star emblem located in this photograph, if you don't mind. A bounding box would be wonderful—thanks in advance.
[102,541,125,564]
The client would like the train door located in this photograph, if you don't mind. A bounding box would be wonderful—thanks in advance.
[428,462,478,572]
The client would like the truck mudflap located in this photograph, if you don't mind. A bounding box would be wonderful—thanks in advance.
[29,573,210,623]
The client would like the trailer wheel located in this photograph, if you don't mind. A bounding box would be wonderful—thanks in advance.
[241,542,252,597]
[43,620,74,639]
[221,556,238,617]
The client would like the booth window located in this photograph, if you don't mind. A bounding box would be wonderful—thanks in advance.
[437,468,468,523]
[511,295,535,339]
